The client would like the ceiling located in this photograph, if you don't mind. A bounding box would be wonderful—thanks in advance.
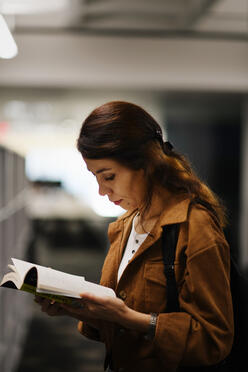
[0,0,247,91]
[3,0,247,40]
[0,0,247,217]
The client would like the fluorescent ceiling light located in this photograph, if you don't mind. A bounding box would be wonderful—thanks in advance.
[0,14,18,59]
[0,0,69,15]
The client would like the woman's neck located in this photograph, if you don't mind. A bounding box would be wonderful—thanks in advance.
[135,187,173,234]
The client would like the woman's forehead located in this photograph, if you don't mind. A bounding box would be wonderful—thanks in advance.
[84,158,119,174]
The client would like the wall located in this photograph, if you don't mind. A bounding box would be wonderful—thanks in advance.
[165,92,244,267]
[0,146,30,372]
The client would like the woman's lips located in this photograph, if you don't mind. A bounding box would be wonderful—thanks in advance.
[114,199,123,205]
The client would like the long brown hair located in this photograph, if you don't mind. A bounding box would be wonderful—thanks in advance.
[77,101,226,227]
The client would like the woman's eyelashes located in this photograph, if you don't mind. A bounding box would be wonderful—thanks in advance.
[104,174,115,181]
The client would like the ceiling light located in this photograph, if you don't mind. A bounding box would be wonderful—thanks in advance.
[0,0,69,15]
[0,14,18,59]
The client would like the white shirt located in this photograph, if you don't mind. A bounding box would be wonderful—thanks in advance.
[117,214,148,282]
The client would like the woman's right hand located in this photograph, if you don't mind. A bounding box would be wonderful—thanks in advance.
[34,296,73,317]
[34,296,98,322]
[34,296,100,331]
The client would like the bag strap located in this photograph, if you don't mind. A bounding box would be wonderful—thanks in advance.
[161,198,220,314]
[162,223,180,313]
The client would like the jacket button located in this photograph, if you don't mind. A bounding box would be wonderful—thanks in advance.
[118,290,127,300]
[119,328,126,335]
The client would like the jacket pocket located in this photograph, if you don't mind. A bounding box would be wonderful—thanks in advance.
[144,261,167,312]
[144,260,185,313]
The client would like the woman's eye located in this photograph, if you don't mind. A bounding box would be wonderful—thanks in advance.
[104,174,115,181]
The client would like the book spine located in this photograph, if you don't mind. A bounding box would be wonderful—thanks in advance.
[20,283,75,304]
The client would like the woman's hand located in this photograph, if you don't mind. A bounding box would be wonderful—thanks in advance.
[34,294,126,323]
[34,296,70,317]
[34,296,93,321]
[62,293,150,333]
[61,293,127,323]
[35,293,150,333]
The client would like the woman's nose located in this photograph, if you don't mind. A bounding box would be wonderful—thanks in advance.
[98,182,111,197]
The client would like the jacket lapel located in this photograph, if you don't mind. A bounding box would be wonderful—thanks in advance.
[117,197,191,265]
[117,215,134,266]
[107,196,191,287]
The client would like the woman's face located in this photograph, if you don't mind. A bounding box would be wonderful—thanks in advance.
[84,158,146,211]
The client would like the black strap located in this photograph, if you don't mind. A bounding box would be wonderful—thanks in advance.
[161,199,219,314]
[161,199,213,313]
[162,223,180,313]
[161,219,230,371]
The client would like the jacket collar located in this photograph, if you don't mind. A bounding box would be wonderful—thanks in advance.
[108,195,191,251]
[115,194,191,226]
[159,196,191,226]
[108,195,192,288]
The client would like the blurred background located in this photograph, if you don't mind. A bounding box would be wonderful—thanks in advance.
[0,0,248,371]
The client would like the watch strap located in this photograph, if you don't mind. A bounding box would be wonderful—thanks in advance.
[144,313,157,340]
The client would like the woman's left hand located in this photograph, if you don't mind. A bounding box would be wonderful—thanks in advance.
[36,293,150,333]
[61,293,128,324]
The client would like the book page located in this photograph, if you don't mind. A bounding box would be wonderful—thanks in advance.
[82,280,116,298]
[22,284,79,303]
[37,280,116,298]
[12,258,85,295]
[11,258,42,284]
[36,287,81,298]
[10,258,115,299]
[37,269,86,296]
[8,264,16,272]
[0,271,21,288]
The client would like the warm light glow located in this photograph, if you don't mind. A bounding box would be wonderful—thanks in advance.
[0,0,69,14]
[0,14,18,59]
[26,148,125,218]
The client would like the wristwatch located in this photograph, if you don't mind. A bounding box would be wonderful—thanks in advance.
[144,313,158,340]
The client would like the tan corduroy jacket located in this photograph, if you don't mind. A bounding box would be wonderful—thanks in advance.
[78,196,234,372]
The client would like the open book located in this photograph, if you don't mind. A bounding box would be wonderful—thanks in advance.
[0,258,116,304]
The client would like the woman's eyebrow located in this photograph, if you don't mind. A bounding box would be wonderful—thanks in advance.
[96,167,112,174]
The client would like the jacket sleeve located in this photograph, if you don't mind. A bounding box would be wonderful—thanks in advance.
[77,320,102,342]
[153,206,234,370]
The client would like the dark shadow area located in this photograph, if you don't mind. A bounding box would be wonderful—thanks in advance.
[16,309,105,372]
[16,239,108,372]
[165,92,242,266]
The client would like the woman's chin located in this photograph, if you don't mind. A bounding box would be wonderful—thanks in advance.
[122,202,137,211]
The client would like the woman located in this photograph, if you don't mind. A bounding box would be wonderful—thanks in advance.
[36,101,234,372]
